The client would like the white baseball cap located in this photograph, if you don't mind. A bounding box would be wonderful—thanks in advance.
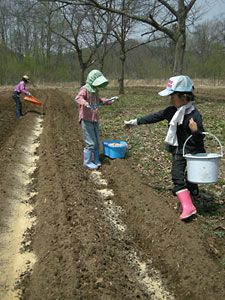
[158,75,193,96]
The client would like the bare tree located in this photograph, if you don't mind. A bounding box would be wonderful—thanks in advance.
[0,1,13,45]
[84,5,115,72]
[34,1,73,73]
[48,3,112,85]
[53,0,199,74]
[214,19,225,48]
[108,0,139,93]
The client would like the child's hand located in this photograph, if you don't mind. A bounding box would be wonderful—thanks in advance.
[84,101,91,108]
[189,118,198,132]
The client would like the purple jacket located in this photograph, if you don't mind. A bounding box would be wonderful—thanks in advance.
[14,81,30,95]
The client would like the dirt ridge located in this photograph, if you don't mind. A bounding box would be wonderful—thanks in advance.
[0,89,224,300]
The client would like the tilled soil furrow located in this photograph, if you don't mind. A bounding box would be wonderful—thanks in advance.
[23,90,153,299]
[23,89,225,300]
[101,159,225,300]
[0,91,18,150]
[1,89,224,300]
[0,110,43,299]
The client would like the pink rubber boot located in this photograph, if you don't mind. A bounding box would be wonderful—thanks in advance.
[176,189,197,220]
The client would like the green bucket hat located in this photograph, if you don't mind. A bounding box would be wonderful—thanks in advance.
[84,69,108,93]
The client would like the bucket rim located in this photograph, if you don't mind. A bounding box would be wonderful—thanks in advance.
[102,140,127,145]
[102,139,122,144]
[108,141,128,148]
[184,153,222,159]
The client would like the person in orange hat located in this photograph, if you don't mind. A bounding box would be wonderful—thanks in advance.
[12,75,32,118]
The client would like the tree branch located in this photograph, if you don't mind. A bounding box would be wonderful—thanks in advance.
[157,0,177,17]
[85,0,176,39]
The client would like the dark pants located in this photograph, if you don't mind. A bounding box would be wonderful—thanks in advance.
[171,153,199,196]
[12,91,22,118]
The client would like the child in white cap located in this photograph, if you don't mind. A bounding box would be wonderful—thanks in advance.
[75,69,118,170]
[124,75,205,220]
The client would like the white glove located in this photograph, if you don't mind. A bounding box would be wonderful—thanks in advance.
[105,96,119,103]
[110,96,119,101]
[124,119,138,127]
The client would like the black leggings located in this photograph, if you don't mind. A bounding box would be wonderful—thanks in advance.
[171,153,198,196]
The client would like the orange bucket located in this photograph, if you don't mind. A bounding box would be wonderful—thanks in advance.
[24,95,43,106]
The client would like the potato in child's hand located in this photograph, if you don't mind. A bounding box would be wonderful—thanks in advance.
[189,117,198,132]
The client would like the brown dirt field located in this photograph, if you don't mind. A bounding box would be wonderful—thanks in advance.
[0,89,224,300]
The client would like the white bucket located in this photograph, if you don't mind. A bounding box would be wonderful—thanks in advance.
[183,132,223,184]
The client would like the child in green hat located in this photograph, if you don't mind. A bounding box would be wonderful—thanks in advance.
[75,69,118,170]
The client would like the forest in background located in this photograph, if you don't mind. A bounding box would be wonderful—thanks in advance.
[0,0,225,86]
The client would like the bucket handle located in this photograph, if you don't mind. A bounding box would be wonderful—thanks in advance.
[183,132,224,157]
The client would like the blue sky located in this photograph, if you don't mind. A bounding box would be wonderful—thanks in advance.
[199,0,225,21]
[131,1,225,39]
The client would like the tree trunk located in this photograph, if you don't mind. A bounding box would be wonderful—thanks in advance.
[118,54,125,94]
[46,16,52,66]
[80,64,86,86]
[173,0,186,75]
[99,58,104,72]
[173,32,185,74]
[77,48,86,86]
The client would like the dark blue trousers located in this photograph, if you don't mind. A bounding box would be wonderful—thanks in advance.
[12,91,22,118]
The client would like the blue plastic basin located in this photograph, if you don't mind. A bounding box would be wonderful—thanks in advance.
[102,140,128,159]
